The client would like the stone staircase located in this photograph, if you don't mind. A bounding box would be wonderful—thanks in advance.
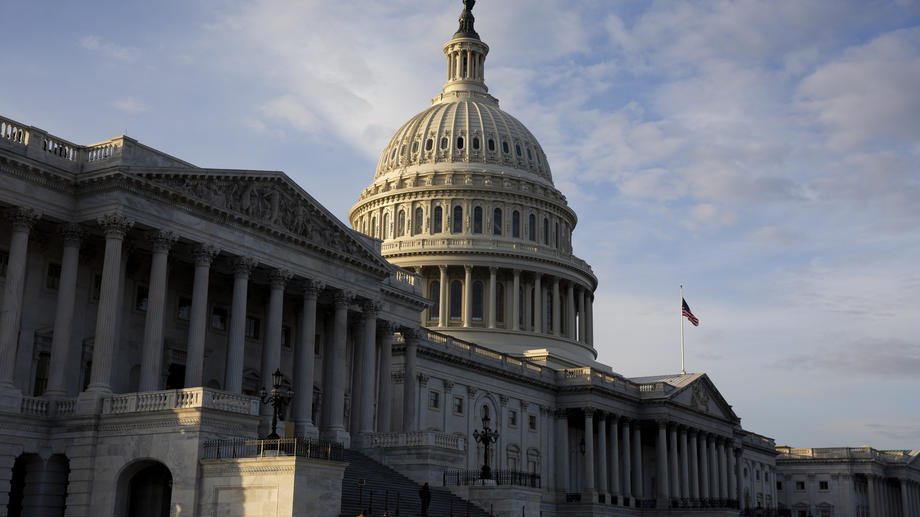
[339,449,490,517]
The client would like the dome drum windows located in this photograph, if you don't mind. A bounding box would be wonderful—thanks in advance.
[433,206,443,234]
[543,217,550,245]
[492,208,503,235]
[414,207,424,235]
[397,209,406,237]
[528,214,536,241]
[512,210,521,238]
[452,205,463,234]
[473,206,483,234]
[429,281,440,320]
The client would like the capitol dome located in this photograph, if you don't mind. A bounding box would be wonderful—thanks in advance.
[351,1,598,367]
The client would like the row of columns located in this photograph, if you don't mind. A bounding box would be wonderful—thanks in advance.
[867,475,920,517]
[555,408,741,509]
[0,208,414,445]
[426,265,593,345]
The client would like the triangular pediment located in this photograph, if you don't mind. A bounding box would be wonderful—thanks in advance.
[132,169,391,275]
[670,375,739,422]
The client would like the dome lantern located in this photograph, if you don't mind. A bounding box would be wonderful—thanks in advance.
[441,0,490,96]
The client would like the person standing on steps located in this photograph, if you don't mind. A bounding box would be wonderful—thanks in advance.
[419,482,431,516]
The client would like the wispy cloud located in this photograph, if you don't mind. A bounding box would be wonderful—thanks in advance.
[113,97,148,113]
[79,35,140,63]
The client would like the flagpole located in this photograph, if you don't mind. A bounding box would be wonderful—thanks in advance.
[680,285,686,374]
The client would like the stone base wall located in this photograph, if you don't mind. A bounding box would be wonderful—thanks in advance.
[197,456,346,517]
[364,445,466,486]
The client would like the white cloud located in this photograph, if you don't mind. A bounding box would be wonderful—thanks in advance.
[112,97,148,114]
[79,35,140,63]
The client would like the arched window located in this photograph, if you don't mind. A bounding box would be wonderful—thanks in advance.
[493,208,503,235]
[412,141,419,153]
[397,210,406,237]
[440,137,449,150]
[473,137,480,150]
[472,281,484,321]
[371,216,377,238]
[543,217,549,245]
[425,138,433,151]
[528,214,536,241]
[488,138,496,152]
[496,282,505,323]
[512,210,520,238]
[429,281,440,320]
[449,280,462,320]
[473,206,483,234]
[382,213,390,239]
[433,206,443,234]
[502,141,510,154]
[452,205,463,234]
[457,136,465,150]
[554,221,560,248]
[414,207,424,235]
[515,144,522,157]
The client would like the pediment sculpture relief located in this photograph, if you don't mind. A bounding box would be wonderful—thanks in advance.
[690,382,711,413]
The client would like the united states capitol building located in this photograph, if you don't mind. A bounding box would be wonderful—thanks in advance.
[0,3,916,517]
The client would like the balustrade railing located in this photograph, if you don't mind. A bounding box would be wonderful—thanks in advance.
[1,114,124,169]
[443,469,541,488]
[201,438,343,461]
[103,387,259,416]
[0,117,28,145]
[366,431,466,451]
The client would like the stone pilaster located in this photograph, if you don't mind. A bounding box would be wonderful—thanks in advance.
[533,273,542,333]
[45,224,83,397]
[487,267,497,329]
[402,327,419,432]
[139,230,178,392]
[183,244,219,388]
[554,409,569,493]
[511,269,521,331]
[359,300,380,435]
[438,265,448,327]
[552,277,560,335]
[462,265,472,327]
[224,257,257,393]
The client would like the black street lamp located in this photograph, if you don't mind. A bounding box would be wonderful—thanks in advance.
[259,368,293,440]
[473,409,500,481]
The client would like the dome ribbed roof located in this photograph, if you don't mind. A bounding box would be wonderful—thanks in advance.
[375,95,553,184]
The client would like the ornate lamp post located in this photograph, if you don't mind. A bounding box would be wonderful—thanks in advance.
[473,409,500,481]
[260,368,293,439]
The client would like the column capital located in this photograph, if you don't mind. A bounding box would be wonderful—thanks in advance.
[301,279,325,296]
[377,320,397,334]
[4,206,42,231]
[149,230,179,253]
[269,268,293,288]
[466,385,478,397]
[59,223,84,245]
[489,266,498,273]
[232,256,258,276]
[193,244,220,266]
[554,408,568,419]
[402,326,421,342]
[499,394,509,407]
[438,264,448,272]
[463,264,472,272]
[97,212,133,238]
[583,406,597,417]
[656,418,669,427]
[362,299,383,315]
[334,289,354,308]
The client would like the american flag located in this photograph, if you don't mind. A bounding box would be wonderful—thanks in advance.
[682,298,699,326]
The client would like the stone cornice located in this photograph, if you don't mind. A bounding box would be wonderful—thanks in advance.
[0,155,77,194]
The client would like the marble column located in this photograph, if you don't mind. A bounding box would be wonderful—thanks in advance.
[583,408,596,495]
[700,433,710,502]
[512,269,521,330]
[376,323,394,433]
[718,438,729,501]
[45,225,83,397]
[225,257,257,393]
[656,420,670,505]
[689,429,700,501]
[622,419,633,502]
[322,290,351,444]
[669,424,680,500]
[294,280,322,438]
[554,410,569,493]
[523,279,532,331]
[0,208,41,391]
[533,274,542,334]
[633,421,644,499]
[359,300,379,434]
[86,213,132,394]
[596,411,608,499]
[261,268,291,432]
[610,416,621,501]
[900,479,910,517]
[867,475,877,517]
[438,265,448,327]
[462,265,472,327]
[729,447,739,504]
[552,278,560,335]
[565,282,575,339]
[139,231,178,392]
[184,244,219,388]
[402,328,419,432]
[487,267,497,329]
[710,435,720,501]
[578,287,587,344]
[679,426,690,502]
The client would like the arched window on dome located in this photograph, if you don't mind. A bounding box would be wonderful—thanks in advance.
[526,147,532,161]
[429,281,440,321]
[412,141,419,154]
[502,141,510,154]
[397,210,406,237]
[425,138,433,152]
[414,207,423,235]
[528,214,536,241]
[495,282,505,324]
[543,217,549,245]
[488,138,496,152]
[400,144,406,156]
[555,221,560,249]
[512,210,521,238]
[371,216,377,238]
[515,144,522,157]
[472,281,484,321]
[452,205,463,234]
[457,136,465,150]
[449,280,462,321]
[493,208,503,235]
[433,206,443,234]
[473,206,483,234]
[472,137,480,151]
[383,213,390,239]
[440,137,449,150]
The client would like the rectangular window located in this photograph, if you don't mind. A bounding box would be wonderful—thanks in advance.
[210,306,228,331]
[819,480,829,491]
[245,316,261,339]
[428,391,440,409]
[528,414,537,431]
[508,410,518,427]
[91,273,102,301]
[0,250,8,278]
[795,481,806,491]
[282,325,292,348]
[177,296,192,321]
[45,262,61,290]
[453,396,464,415]
[135,285,149,312]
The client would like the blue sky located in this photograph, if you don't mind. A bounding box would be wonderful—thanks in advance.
[3,0,919,449]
